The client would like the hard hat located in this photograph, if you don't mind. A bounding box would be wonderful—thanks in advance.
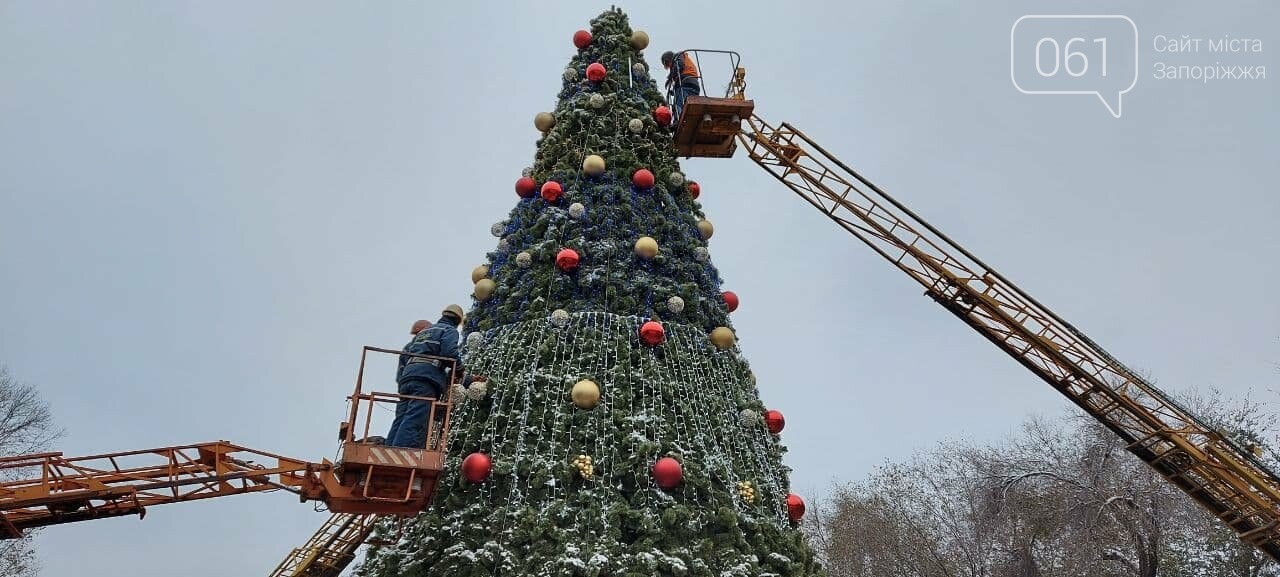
[410,319,431,334]
[442,304,465,322]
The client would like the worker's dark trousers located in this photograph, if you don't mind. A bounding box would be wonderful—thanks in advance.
[672,79,700,125]
[385,377,444,448]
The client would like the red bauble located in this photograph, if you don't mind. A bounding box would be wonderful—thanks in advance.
[515,177,537,198]
[632,169,655,189]
[639,321,665,346]
[653,105,673,126]
[688,182,701,199]
[764,409,785,434]
[722,290,739,313]
[555,248,580,272]
[586,62,607,82]
[786,493,806,522]
[541,181,563,202]
[653,457,683,489]
[461,452,492,483]
[573,30,592,49]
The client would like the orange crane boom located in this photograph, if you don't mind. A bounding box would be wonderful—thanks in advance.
[0,442,328,537]
[0,346,454,540]
[725,107,1280,559]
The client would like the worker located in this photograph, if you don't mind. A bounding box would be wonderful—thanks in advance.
[661,50,701,125]
[385,305,465,449]
[410,319,431,334]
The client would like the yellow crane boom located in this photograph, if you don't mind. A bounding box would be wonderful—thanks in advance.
[730,111,1280,559]
[268,513,382,577]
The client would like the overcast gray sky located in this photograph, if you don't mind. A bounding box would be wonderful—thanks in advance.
[1,1,1276,576]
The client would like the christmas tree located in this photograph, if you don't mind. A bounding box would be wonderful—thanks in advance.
[360,9,819,577]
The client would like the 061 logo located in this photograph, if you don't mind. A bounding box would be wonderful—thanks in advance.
[1011,15,1138,118]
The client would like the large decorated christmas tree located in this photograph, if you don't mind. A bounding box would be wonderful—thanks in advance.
[360,9,820,577]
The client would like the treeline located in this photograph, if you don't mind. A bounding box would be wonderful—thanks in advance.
[806,390,1277,577]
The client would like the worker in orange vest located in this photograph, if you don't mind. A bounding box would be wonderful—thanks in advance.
[662,50,701,125]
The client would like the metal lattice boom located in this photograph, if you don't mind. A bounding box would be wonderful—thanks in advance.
[735,114,1280,559]
[0,442,328,537]
[269,512,383,577]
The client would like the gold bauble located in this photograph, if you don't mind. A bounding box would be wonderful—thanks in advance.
[471,264,489,283]
[583,154,606,176]
[473,279,496,301]
[631,30,650,50]
[571,379,601,409]
[534,111,556,132]
[710,326,736,349]
[634,236,659,259]
[697,219,714,240]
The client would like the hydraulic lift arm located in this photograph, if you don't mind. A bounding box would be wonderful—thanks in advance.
[0,346,455,541]
[0,442,330,537]
[734,114,1280,559]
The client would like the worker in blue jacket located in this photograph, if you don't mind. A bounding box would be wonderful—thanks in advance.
[385,304,464,448]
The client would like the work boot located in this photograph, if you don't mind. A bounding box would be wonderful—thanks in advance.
[361,435,386,445]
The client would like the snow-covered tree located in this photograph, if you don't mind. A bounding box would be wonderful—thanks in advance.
[360,8,819,577]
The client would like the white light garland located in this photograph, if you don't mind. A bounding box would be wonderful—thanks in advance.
[441,311,793,544]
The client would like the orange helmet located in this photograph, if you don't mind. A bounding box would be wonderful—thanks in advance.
[410,319,431,334]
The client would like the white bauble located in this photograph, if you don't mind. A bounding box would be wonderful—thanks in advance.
[466,381,488,400]
[668,171,685,187]
[515,251,532,267]
[497,237,511,251]
[588,93,605,109]
[490,221,506,237]
[550,309,571,327]
[563,68,578,81]
[694,247,710,262]
[450,382,466,400]
[739,409,760,427]
[667,296,685,313]
[568,203,586,219]
[521,166,533,177]
[466,332,485,349]
[632,62,647,75]
[628,118,644,133]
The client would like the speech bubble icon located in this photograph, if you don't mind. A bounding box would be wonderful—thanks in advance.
[1011,15,1138,118]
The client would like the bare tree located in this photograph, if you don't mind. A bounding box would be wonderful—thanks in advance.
[0,367,62,577]
[809,390,1277,577]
